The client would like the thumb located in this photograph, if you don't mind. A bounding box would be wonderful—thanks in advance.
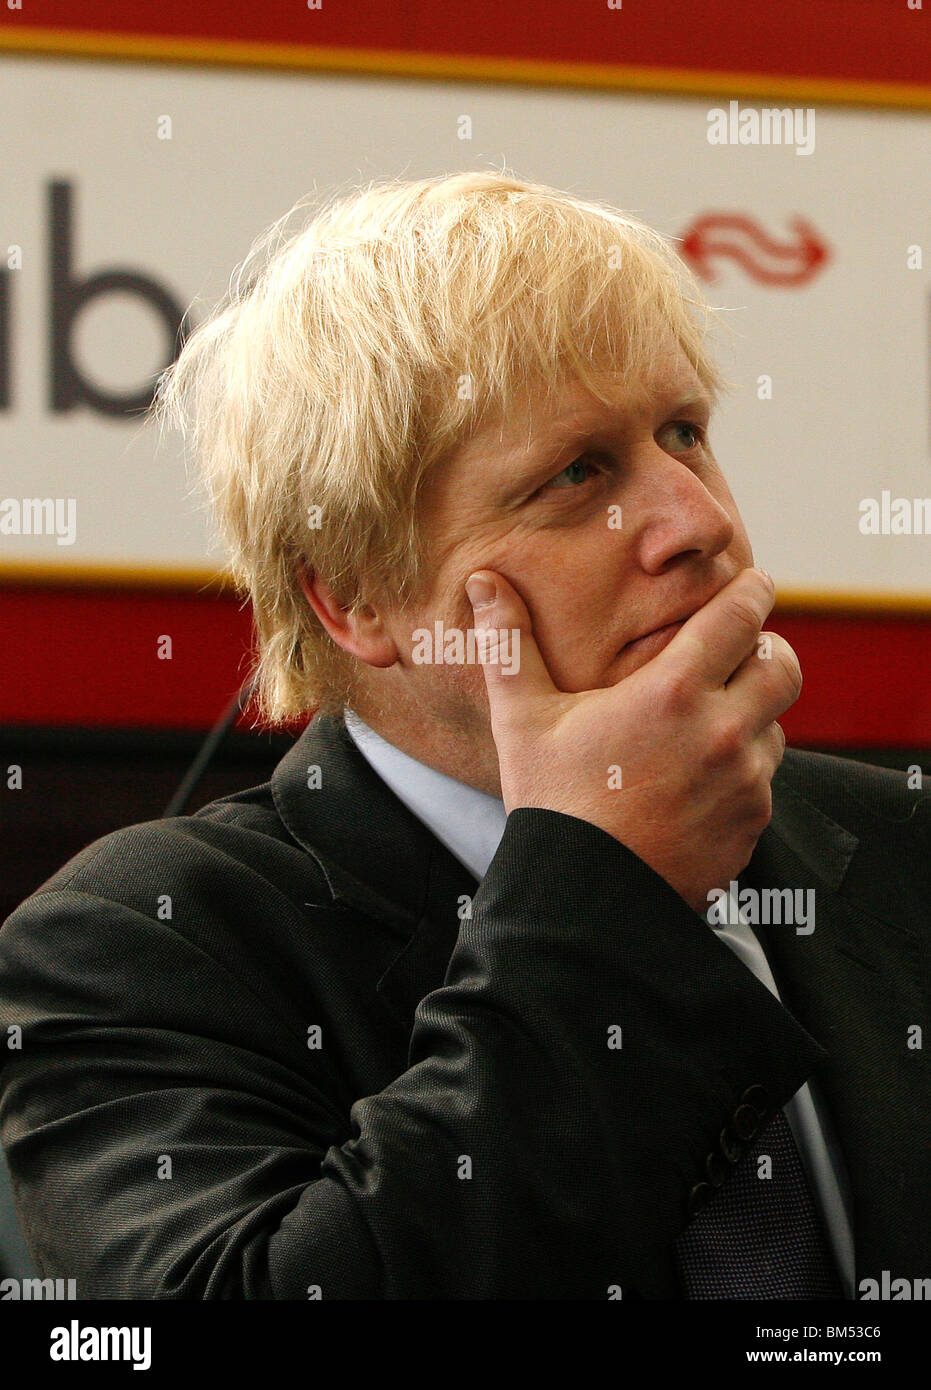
[465,570,558,718]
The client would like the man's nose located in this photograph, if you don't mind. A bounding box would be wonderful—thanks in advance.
[629,452,736,575]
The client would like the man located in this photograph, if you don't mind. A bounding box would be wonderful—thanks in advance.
[0,171,928,1300]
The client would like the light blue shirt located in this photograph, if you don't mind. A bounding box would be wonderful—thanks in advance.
[343,705,856,1296]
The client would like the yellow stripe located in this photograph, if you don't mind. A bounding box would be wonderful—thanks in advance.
[0,559,235,592]
[771,588,931,615]
[1,560,930,614]
[0,27,929,110]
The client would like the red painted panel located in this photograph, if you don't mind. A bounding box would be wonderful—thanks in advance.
[2,586,930,745]
[1,0,927,89]
[767,613,931,747]
[1,586,257,730]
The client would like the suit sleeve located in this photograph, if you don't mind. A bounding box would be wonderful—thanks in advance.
[0,807,826,1300]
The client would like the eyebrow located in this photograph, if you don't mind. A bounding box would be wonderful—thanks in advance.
[501,387,716,495]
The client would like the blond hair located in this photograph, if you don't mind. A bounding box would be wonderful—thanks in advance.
[152,170,730,723]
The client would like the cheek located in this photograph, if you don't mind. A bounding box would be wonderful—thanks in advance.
[421,527,626,688]
[519,577,624,692]
[527,528,626,615]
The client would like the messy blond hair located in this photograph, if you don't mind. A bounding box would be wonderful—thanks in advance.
[153,170,730,724]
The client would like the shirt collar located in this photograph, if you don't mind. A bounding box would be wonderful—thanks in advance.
[343,706,508,880]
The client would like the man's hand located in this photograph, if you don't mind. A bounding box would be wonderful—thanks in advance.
[465,567,801,917]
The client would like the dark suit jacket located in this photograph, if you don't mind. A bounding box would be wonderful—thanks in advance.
[0,714,929,1299]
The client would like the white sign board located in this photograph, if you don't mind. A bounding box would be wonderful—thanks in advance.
[1,56,929,601]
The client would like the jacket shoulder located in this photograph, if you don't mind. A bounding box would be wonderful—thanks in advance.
[9,779,337,918]
[777,747,931,832]
[0,780,356,1048]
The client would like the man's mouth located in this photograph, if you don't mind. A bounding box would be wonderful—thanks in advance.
[620,619,687,660]
[619,582,733,661]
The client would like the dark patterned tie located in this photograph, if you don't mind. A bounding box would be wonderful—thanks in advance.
[674,1105,845,1298]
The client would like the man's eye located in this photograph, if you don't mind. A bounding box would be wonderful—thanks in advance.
[541,455,604,491]
[662,421,708,453]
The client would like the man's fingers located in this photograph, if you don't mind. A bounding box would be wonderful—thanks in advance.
[465,570,559,717]
[726,632,803,732]
[757,719,787,774]
[663,568,776,690]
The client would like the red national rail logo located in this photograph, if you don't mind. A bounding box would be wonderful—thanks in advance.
[679,213,831,287]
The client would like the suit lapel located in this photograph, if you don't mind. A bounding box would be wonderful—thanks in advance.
[740,756,931,1286]
[271,714,480,1029]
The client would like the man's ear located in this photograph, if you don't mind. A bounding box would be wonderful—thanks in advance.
[296,561,397,669]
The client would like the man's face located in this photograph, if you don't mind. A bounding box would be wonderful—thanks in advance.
[364,333,754,793]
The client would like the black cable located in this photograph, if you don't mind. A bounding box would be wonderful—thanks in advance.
[162,674,257,818]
